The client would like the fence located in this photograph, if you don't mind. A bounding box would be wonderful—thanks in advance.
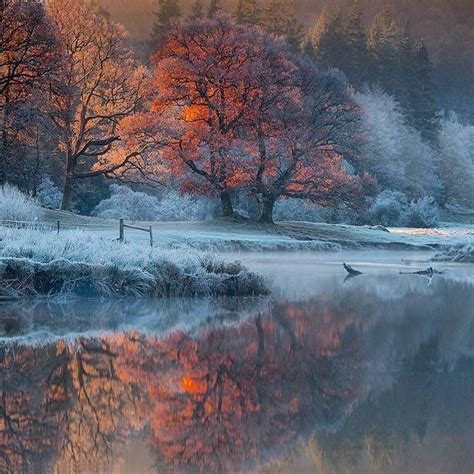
[119,218,153,247]
[0,220,55,231]
[0,218,154,247]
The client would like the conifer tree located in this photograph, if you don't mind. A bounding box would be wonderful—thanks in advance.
[395,23,439,140]
[207,0,221,18]
[240,0,260,25]
[302,37,316,59]
[262,0,285,36]
[233,0,244,23]
[283,0,304,53]
[310,9,328,48]
[396,20,416,115]
[345,0,370,88]
[260,0,303,52]
[313,10,347,72]
[368,5,397,94]
[413,39,439,140]
[190,0,203,19]
[150,0,181,51]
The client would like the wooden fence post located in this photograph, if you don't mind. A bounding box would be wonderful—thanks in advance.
[149,225,153,247]
[57,220,60,234]
[119,219,124,242]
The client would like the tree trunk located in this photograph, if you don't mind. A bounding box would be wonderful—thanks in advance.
[219,190,234,218]
[61,150,74,211]
[259,196,275,224]
[61,175,74,211]
[0,102,11,185]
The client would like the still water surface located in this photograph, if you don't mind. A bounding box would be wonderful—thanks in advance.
[1,251,474,473]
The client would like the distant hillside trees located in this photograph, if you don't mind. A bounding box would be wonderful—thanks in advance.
[309,2,439,142]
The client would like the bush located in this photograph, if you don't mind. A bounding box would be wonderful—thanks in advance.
[438,114,474,209]
[274,198,323,222]
[93,184,216,221]
[0,184,42,222]
[155,191,217,221]
[364,190,408,226]
[93,184,160,220]
[364,191,440,228]
[401,196,440,228]
[36,177,63,209]
[432,244,474,263]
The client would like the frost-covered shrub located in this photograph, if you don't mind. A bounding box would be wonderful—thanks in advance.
[439,114,474,209]
[155,191,217,221]
[401,196,440,228]
[36,177,63,209]
[274,198,323,222]
[93,184,161,220]
[364,190,408,226]
[356,90,441,198]
[432,244,474,263]
[0,184,42,222]
[93,185,215,221]
[364,191,440,227]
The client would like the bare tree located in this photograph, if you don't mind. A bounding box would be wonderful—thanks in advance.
[46,0,148,210]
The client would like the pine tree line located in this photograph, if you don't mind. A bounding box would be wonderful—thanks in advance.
[308,2,439,141]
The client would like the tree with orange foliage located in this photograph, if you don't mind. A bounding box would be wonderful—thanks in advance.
[145,18,370,220]
[149,18,287,217]
[245,57,371,223]
[45,0,148,210]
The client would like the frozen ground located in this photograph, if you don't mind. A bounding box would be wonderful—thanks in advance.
[35,208,474,252]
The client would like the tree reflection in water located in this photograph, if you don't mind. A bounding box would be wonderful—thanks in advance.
[1,276,474,473]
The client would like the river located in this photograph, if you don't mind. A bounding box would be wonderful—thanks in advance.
[1,251,473,473]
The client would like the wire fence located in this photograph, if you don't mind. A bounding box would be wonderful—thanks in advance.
[0,220,55,231]
[0,219,112,231]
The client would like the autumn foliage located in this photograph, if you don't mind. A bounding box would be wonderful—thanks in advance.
[127,18,368,221]
[2,4,370,219]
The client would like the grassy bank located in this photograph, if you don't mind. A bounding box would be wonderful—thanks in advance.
[0,229,268,299]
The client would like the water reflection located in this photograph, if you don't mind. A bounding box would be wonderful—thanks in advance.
[1,274,474,473]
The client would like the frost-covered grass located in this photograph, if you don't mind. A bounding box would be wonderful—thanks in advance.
[432,244,474,263]
[0,184,43,222]
[0,228,268,299]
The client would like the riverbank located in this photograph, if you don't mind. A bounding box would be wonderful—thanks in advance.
[0,228,268,299]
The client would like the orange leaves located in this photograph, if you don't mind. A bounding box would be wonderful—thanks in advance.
[183,104,209,123]
[181,376,207,394]
[144,18,297,194]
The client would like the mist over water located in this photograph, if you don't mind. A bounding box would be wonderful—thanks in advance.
[1,252,474,473]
